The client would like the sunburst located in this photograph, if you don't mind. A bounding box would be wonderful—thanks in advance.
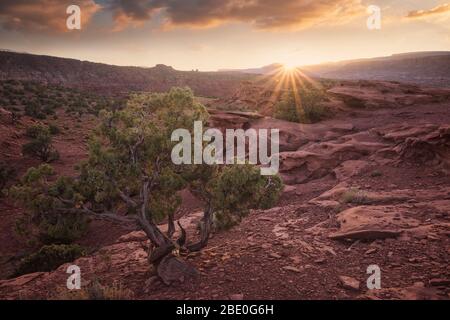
[253,62,321,118]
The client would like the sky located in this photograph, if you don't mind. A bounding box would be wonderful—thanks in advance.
[0,0,449,71]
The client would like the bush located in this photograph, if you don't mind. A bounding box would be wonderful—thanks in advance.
[38,212,90,245]
[51,281,135,300]
[22,125,59,162]
[273,92,299,122]
[25,102,46,119]
[14,244,85,277]
[48,124,60,135]
[11,165,90,245]
[274,87,328,123]
[25,124,49,138]
[340,188,371,205]
[212,164,283,230]
[300,90,328,123]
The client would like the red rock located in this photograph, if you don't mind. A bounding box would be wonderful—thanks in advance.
[229,294,244,300]
[339,276,360,291]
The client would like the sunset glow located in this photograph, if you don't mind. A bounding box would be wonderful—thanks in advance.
[0,1,449,70]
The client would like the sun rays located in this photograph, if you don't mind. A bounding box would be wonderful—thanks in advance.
[253,63,322,119]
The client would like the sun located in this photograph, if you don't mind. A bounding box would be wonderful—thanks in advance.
[281,62,298,72]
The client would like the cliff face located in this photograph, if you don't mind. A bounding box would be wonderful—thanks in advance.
[0,51,254,98]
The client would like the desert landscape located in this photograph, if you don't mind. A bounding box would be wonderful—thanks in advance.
[0,50,449,300]
[0,0,449,303]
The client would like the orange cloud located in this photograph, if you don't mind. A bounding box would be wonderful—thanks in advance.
[109,0,365,31]
[406,3,450,19]
[0,0,100,32]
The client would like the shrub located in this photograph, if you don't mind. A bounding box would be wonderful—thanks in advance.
[25,102,46,119]
[25,124,49,138]
[51,281,134,300]
[274,87,328,123]
[300,89,328,123]
[48,124,60,135]
[273,91,299,122]
[211,164,283,230]
[340,188,371,205]
[11,165,89,245]
[14,244,85,277]
[22,125,59,162]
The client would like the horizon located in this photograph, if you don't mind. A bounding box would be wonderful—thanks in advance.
[2,48,450,72]
[1,1,450,71]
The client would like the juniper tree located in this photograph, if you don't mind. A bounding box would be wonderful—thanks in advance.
[11,87,283,283]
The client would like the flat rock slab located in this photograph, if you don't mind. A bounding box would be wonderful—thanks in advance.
[329,205,420,241]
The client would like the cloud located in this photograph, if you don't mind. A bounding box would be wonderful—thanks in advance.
[406,3,450,19]
[0,0,100,32]
[108,0,365,31]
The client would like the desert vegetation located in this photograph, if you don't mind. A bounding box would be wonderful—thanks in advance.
[10,87,283,283]
[274,86,328,123]
[22,124,60,162]
[14,244,85,277]
[0,80,116,120]
[51,281,135,300]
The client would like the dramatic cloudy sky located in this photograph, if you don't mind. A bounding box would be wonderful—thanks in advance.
[1,0,449,70]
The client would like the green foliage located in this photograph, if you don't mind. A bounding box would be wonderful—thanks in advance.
[10,165,89,245]
[0,80,117,118]
[211,164,283,230]
[14,244,85,277]
[75,87,208,222]
[22,125,59,162]
[274,87,328,124]
[25,124,49,138]
[51,281,134,300]
[273,91,299,123]
[25,101,46,119]
[38,212,89,245]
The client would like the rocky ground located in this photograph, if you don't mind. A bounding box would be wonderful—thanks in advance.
[0,80,449,300]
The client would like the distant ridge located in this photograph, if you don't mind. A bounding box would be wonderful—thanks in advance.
[0,51,254,98]
[218,52,450,88]
[301,52,450,88]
